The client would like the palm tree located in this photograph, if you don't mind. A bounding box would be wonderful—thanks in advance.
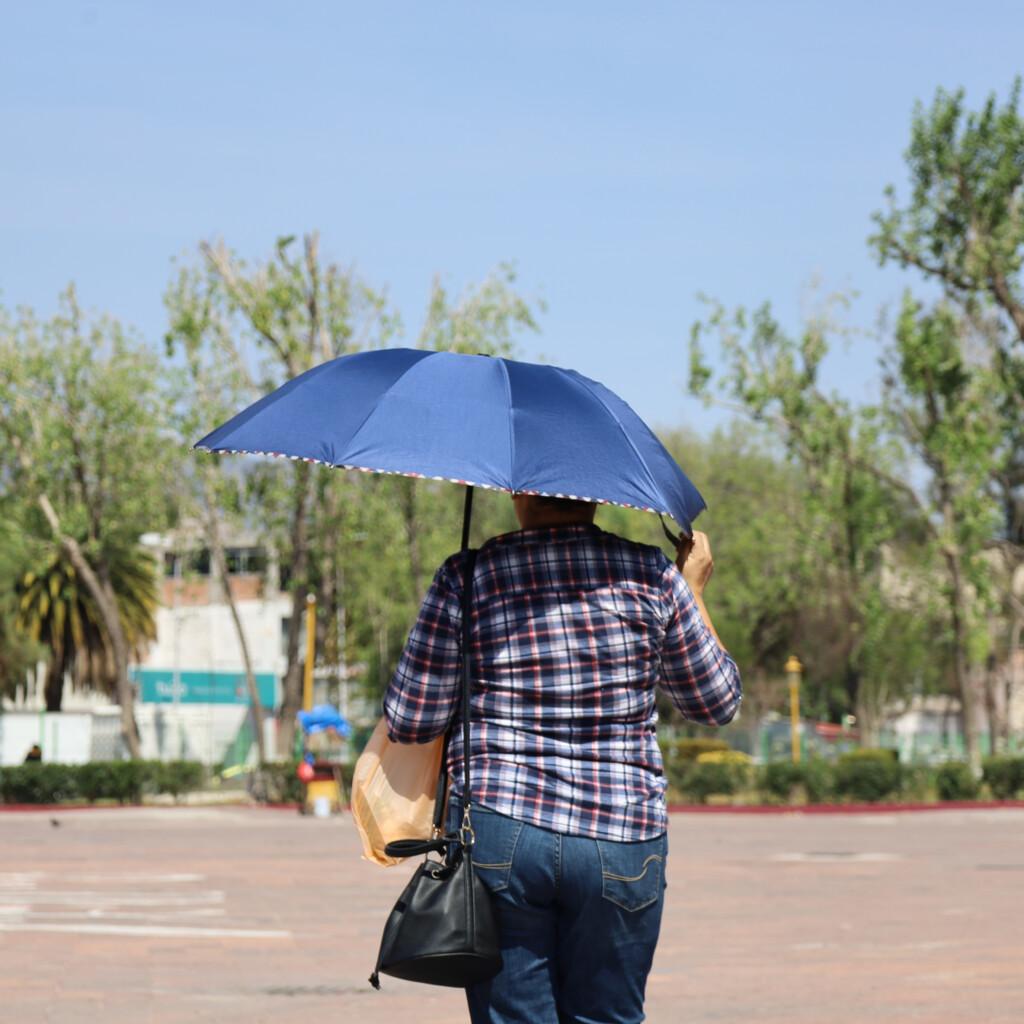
[16,539,158,711]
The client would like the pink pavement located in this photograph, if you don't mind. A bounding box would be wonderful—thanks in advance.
[0,805,1021,1023]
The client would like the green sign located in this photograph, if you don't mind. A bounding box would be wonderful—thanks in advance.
[132,668,278,707]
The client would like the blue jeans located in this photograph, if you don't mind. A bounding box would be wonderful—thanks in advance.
[448,797,667,1024]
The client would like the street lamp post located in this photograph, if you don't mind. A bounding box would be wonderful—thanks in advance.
[303,593,317,712]
[785,655,803,764]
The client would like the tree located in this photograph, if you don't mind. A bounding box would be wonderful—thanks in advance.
[875,298,1003,769]
[0,290,179,756]
[872,80,1024,758]
[16,540,158,711]
[689,298,930,740]
[0,516,41,699]
[166,235,541,751]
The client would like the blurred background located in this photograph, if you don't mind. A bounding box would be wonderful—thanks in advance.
[2,1,1023,810]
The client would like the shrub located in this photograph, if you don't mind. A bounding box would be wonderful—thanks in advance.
[982,756,1024,799]
[0,764,79,804]
[833,749,902,803]
[258,761,305,803]
[760,761,804,802]
[661,738,732,763]
[678,759,748,804]
[661,738,733,793]
[899,764,935,802]
[759,759,835,804]
[154,761,206,800]
[935,762,978,801]
[696,750,751,766]
[0,760,206,805]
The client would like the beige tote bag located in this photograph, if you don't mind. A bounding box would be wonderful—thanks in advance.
[350,719,446,867]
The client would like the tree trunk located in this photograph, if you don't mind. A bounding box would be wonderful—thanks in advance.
[200,469,267,764]
[401,477,426,599]
[944,544,983,775]
[37,494,141,757]
[44,656,64,712]
[278,462,313,756]
[854,677,883,748]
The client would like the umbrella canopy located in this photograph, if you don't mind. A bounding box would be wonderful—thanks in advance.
[195,348,705,535]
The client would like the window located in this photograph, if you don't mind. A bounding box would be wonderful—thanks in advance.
[225,546,268,575]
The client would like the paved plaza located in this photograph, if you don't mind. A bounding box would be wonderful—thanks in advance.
[0,804,1021,1023]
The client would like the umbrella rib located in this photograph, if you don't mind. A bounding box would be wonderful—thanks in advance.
[566,372,667,518]
[334,351,433,466]
[498,358,516,489]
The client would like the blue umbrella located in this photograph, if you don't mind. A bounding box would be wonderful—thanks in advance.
[195,348,705,542]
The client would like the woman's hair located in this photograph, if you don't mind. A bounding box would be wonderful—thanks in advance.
[531,495,597,516]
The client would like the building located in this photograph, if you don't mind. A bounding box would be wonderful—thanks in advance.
[1,525,293,766]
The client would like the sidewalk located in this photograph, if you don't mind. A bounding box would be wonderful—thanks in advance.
[1,805,1021,1023]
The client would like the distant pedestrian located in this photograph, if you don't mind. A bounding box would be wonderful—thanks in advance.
[24,744,42,763]
[384,494,742,1023]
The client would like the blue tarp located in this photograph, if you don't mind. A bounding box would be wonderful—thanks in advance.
[296,704,352,737]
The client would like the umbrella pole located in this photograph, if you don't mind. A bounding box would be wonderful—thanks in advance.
[460,486,474,551]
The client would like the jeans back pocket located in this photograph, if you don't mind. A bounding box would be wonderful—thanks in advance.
[596,834,666,912]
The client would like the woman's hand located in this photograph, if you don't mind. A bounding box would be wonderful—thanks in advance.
[675,530,714,596]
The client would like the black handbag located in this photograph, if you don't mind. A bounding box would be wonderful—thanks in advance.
[369,548,502,990]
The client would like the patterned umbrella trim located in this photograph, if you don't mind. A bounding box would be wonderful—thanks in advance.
[195,444,669,517]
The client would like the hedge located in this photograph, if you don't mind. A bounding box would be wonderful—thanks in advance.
[935,761,978,801]
[676,753,751,804]
[0,761,206,805]
[982,756,1024,799]
[833,749,902,803]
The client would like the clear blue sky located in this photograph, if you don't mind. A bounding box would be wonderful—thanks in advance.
[3,1,1022,432]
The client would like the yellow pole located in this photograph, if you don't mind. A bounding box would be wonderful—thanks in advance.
[785,655,803,764]
[303,593,316,712]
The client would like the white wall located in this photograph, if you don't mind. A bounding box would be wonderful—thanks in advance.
[144,596,291,678]
[0,712,93,766]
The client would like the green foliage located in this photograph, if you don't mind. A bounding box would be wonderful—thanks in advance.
[833,749,902,803]
[871,80,1024,334]
[760,761,804,802]
[257,761,305,803]
[689,295,926,729]
[982,756,1024,799]
[696,750,752,767]
[799,759,835,804]
[0,764,81,804]
[676,762,740,804]
[898,763,936,802]
[165,234,543,742]
[0,289,180,751]
[935,761,979,801]
[871,80,1024,765]
[0,761,206,804]
[660,737,731,762]
[154,761,206,799]
[16,541,158,709]
[758,759,835,804]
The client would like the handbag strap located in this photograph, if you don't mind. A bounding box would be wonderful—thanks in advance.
[427,546,479,840]
[459,547,478,841]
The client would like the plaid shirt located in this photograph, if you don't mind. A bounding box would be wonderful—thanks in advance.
[383,523,742,842]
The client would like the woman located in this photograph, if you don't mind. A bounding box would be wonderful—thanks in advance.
[384,494,742,1024]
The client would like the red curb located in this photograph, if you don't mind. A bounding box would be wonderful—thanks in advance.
[667,800,1024,814]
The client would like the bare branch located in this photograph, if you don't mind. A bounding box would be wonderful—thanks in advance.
[201,241,295,373]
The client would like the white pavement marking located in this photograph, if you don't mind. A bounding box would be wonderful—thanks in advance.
[68,873,205,884]
[0,890,225,906]
[0,873,41,888]
[771,851,901,863]
[0,870,286,940]
[0,922,291,939]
